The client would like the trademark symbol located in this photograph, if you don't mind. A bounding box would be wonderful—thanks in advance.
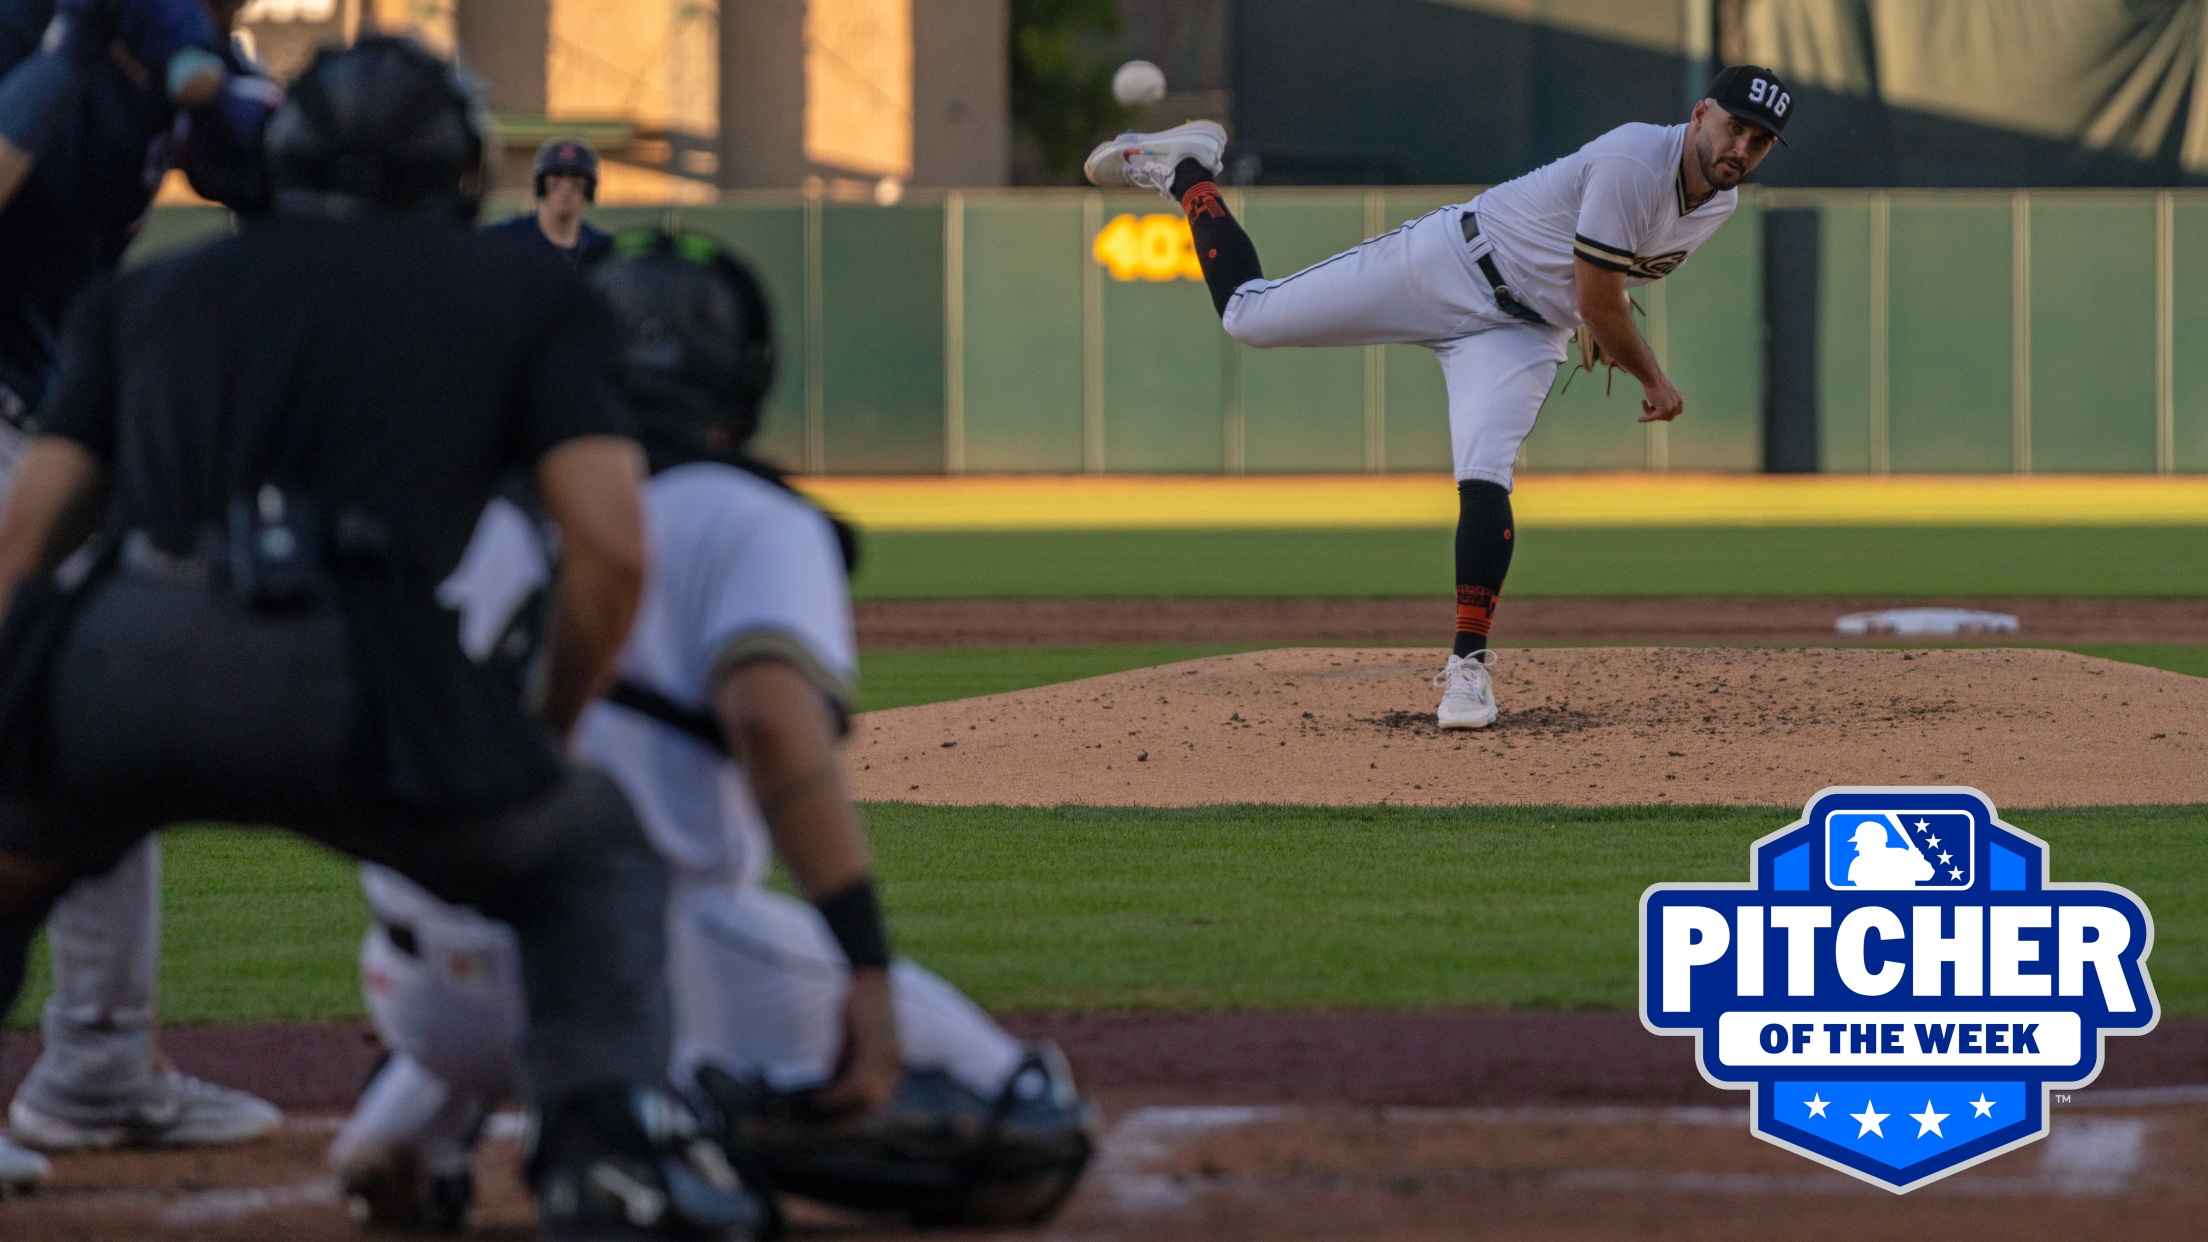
[2055,1093,2072,1104]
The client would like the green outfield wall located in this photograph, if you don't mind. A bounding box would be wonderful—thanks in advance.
[134,187,2208,475]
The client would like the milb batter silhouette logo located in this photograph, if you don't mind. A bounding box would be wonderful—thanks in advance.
[1640,787,2157,1192]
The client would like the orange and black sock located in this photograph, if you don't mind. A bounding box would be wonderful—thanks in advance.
[1454,480,1514,658]
[1172,159,1263,316]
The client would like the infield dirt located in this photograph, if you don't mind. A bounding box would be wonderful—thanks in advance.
[849,646,2208,807]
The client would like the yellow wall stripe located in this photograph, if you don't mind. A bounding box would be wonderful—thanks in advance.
[793,472,2208,531]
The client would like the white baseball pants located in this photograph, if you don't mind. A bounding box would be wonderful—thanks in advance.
[1219,205,1572,489]
[350,866,1024,1108]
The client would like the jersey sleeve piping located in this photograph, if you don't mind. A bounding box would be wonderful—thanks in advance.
[707,628,859,713]
[1572,234,1636,272]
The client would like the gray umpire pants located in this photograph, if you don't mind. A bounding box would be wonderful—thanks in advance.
[0,574,671,1103]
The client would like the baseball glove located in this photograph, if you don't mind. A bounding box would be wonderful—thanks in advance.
[1572,323,1607,373]
[1566,296,1642,394]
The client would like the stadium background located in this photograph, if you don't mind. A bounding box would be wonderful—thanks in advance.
[15,2,2208,1237]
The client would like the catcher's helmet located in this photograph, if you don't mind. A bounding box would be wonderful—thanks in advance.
[265,36,489,222]
[533,137,600,200]
[587,229,778,469]
[697,1045,1097,1228]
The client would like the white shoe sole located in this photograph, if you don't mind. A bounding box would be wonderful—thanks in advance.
[9,1096,281,1152]
[1083,120,1227,190]
[0,1137,50,1195]
[1437,708,1497,730]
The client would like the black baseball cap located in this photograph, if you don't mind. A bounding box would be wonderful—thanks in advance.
[1705,65,1793,144]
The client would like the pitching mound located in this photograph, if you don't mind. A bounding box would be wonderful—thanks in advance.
[849,647,2208,807]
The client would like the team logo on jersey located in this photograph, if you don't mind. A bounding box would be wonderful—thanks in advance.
[1640,787,2157,1193]
[1629,250,1689,279]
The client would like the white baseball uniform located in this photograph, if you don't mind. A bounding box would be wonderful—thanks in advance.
[336,465,1021,1167]
[1219,122,1737,489]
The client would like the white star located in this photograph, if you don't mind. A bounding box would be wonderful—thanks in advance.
[1970,1094,1997,1118]
[1805,1094,1830,1118]
[1851,1101,1889,1138]
[1915,819,1930,832]
[1910,1101,1948,1138]
[1926,835,1941,849]
[1949,868,1964,880]
[1937,852,1953,864]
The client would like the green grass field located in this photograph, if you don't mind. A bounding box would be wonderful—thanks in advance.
[850,526,2208,598]
[9,519,2203,1030]
[13,802,2204,1027]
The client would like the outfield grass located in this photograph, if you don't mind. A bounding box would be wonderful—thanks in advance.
[12,802,2204,1027]
[850,526,2208,599]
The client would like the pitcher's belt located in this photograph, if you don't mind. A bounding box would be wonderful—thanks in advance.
[1460,212,1549,326]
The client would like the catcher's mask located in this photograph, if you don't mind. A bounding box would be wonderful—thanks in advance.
[532,136,600,201]
[266,36,490,224]
[696,1044,1097,1227]
[588,229,778,472]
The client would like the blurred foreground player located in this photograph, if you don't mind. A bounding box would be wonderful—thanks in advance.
[332,230,1096,1232]
[0,0,283,1188]
[1086,68,1790,729]
[0,39,762,1238]
[482,135,611,268]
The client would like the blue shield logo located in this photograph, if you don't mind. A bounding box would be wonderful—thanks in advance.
[1640,786,2158,1192]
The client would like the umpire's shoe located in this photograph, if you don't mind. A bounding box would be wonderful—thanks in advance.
[528,1083,766,1241]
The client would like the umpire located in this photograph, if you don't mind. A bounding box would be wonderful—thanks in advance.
[0,37,757,1240]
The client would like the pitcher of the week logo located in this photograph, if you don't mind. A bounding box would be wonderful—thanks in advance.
[1085,67,1792,729]
[1640,786,2157,1193]
[330,230,1097,1233]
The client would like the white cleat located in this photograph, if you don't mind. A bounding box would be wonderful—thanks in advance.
[9,1069,282,1151]
[0,1133,50,1197]
[1083,120,1228,198]
[1434,651,1500,730]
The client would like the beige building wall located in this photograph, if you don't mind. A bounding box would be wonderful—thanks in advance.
[724,0,1007,191]
[251,0,1008,199]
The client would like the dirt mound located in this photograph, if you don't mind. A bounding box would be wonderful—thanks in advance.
[848,647,2208,807]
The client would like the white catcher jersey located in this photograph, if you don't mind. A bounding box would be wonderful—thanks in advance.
[579,463,858,883]
[437,464,857,883]
[1469,122,1737,328]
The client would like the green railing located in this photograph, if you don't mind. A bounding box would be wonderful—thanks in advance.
[132,186,2208,474]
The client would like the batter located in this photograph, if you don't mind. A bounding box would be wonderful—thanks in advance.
[1086,66,1792,728]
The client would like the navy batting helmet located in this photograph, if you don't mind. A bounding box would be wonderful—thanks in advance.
[533,137,599,200]
[265,36,489,222]
[587,230,778,470]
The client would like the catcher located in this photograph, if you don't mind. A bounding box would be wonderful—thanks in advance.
[331,229,1096,1232]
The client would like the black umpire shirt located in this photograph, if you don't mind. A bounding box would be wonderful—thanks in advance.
[37,211,630,809]
[40,212,627,590]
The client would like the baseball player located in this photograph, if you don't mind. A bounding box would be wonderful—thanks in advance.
[0,0,282,1189]
[1086,67,1791,729]
[0,39,766,1238]
[481,135,612,268]
[330,230,1093,1232]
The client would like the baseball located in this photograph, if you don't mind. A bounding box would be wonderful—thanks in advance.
[1113,60,1168,107]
